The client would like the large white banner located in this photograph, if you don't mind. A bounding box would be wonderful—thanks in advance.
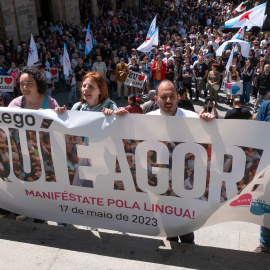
[0,108,269,237]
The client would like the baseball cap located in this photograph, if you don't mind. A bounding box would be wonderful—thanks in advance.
[207,53,212,57]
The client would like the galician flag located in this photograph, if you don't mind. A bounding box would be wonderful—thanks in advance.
[85,23,93,55]
[137,27,159,53]
[63,43,71,80]
[226,47,234,72]
[246,15,267,31]
[225,2,266,28]
[27,34,39,67]
[233,2,246,16]
[146,15,157,39]
[232,23,246,40]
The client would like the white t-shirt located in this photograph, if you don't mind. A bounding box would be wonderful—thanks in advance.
[147,107,199,118]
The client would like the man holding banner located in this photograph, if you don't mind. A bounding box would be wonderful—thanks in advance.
[147,79,214,243]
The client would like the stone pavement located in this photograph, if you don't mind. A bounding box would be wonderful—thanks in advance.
[0,217,269,270]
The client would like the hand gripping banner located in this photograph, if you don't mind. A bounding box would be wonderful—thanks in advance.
[0,107,269,237]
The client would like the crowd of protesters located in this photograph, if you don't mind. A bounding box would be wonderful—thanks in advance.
[0,0,269,113]
[1,0,270,253]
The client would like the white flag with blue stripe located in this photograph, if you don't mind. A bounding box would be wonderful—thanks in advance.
[137,27,159,53]
[85,24,93,55]
[27,34,39,67]
[225,2,266,28]
[63,43,71,80]
[232,23,246,40]
[146,15,157,39]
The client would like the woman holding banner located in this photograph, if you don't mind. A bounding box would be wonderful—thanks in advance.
[241,60,254,104]
[0,67,66,222]
[71,72,127,115]
[71,72,127,188]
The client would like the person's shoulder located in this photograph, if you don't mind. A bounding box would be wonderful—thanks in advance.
[147,109,161,115]
[176,107,199,118]
[47,95,59,109]
[71,102,82,111]
[8,96,22,108]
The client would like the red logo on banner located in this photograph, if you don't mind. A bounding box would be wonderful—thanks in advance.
[4,77,13,85]
[230,193,252,207]
[50,69,58,76]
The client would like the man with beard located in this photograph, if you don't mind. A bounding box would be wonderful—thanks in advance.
[92,56,107,78]
[147,80,214,244]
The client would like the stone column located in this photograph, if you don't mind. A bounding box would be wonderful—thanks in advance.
[125,0,140,15]
[64,0,81,26]
[109,0,117,12]
[0,0,20,44]
[90,0,98,18]
[50,0,67,22]
[13,0,39,43]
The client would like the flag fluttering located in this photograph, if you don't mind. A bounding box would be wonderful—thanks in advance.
[27,34,39,67]
[225,2,266,28]
[146,15,157,39]
[226,47,234,72]
[137,27,159,53]
[85,24,93,55]
[216,39,250,58]
[232,23,246,40]
[233,2,247,16]
[63,43,71,80]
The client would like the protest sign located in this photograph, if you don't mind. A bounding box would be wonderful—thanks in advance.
[125,72,146,89]
[224,81,243,95]
[0,108,269,237]
[45,68,60,82]
[0,76,14,92]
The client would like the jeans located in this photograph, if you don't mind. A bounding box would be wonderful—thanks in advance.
[68,84,77,105]
[260,226,270,247]
[240,80,252,104]
[117,81,128,98]
[154,79,161,89]
[195,78,207,99]
[254,92,269,111]
[183,83,192,99]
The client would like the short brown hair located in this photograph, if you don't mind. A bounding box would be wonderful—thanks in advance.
[80,72,109,105]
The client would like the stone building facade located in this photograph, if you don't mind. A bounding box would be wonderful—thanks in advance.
[0,0,81,45]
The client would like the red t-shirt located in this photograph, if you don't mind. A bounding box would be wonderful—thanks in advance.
[125,104,142,114]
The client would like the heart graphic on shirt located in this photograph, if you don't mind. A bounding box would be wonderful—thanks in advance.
[4,77,13,85]
[138,75,145,81]
[50,69,58,75]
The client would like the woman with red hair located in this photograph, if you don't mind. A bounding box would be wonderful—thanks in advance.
[71,72,127,115]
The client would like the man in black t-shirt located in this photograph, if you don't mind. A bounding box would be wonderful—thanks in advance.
[177,87,195,112]
[74,58,87,92]
[193,55,208,101]
[224,98,252,119]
